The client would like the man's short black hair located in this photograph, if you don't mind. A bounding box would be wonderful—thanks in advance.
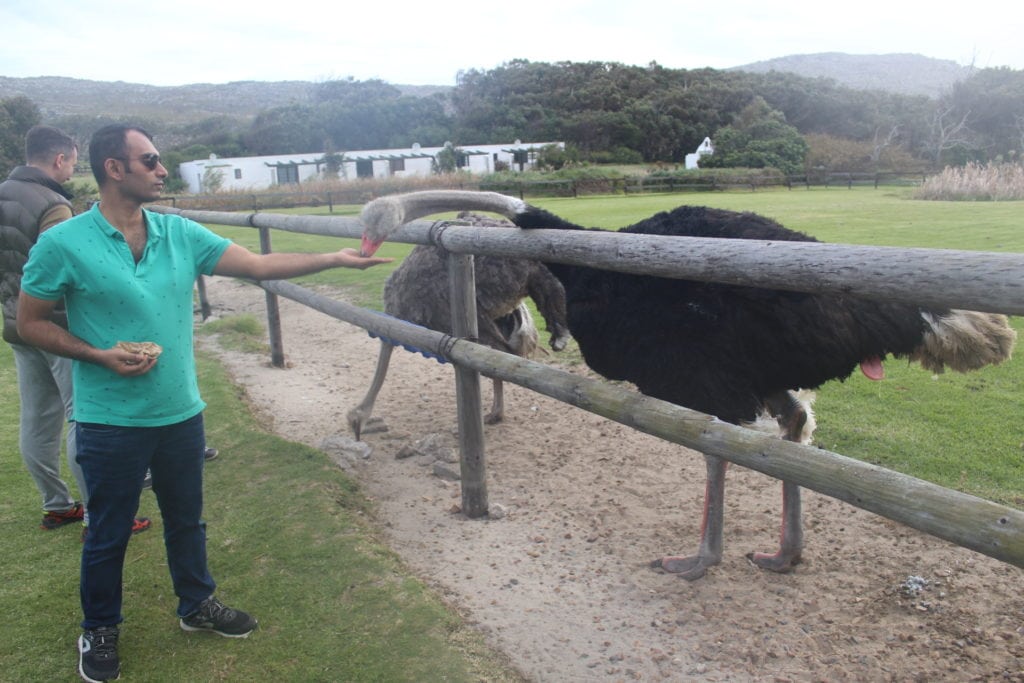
[88,124,154,186]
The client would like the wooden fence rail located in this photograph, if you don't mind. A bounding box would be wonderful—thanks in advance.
[153,206,1024,316]
[146,204,1024,569]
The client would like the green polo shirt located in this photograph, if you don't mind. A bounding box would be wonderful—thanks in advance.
[21,203,231,426]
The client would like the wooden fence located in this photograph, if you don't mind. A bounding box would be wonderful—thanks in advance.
[150,204,1024,569]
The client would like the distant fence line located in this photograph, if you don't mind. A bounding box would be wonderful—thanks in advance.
[146,203,1024,571]
[159,170,932,212]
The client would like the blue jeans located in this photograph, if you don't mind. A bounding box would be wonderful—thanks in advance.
[76,412,216,629]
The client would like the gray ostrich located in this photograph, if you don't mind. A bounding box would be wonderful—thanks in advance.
[346,212,571,439]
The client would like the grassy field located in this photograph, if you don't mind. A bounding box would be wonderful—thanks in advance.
[2,186,1022,680]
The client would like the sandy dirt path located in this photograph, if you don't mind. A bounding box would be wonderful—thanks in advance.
[198,276,1024,682]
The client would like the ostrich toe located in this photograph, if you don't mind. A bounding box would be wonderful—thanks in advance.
[650,554,717,582]
[746,549,802,573]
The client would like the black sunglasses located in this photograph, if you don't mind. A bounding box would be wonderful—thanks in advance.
[115,153,162,171]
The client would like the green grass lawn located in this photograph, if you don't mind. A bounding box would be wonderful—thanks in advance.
[0,343,523,681]
[3,186,1021,679]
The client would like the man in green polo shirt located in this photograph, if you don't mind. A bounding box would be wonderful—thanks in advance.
[17,123,392,683]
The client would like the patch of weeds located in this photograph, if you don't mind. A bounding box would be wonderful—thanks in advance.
[197,313,269,354]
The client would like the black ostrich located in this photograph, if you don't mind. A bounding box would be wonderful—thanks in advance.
[359,190,1016,580]
[347,212,571,440]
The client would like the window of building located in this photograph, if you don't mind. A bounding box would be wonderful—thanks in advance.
[356,159,373,178]
[389,158,405,174]
[234,169,242,180]
[277,165,299,184]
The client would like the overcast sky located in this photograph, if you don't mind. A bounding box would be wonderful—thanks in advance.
[3,1,1022,87]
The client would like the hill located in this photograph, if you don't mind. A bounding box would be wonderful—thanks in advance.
[0,53,976,139]
[0,76,450,124]
[731,52,973,98]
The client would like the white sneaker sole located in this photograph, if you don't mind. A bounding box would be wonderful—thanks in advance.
[179,619,256,638]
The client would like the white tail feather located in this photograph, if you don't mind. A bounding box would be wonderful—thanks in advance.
[744,390,817,444]
[910,310,1016,374]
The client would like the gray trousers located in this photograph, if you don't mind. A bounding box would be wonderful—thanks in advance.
[12,342,87,517]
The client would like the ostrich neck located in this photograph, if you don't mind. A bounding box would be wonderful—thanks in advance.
[361,191,527,242]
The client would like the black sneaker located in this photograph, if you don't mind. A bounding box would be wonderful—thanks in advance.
[78,625,120,682]
[180,596,257,638]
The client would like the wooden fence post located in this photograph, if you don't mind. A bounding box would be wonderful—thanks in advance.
[257,222,286,368]
[447,252,489,518]
[194,275,212,320]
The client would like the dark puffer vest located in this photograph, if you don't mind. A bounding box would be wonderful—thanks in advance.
[0,165,73,345]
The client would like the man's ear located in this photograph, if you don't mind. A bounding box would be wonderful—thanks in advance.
[104,157,125,181]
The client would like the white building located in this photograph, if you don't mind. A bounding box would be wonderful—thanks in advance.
[178,140,563,194]
[684,137,714,170]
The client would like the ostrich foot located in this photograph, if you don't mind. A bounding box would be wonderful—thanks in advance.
[484,411,504,425]
[746,550,802,573]
[650,554,717,581]
[359,416,389,436]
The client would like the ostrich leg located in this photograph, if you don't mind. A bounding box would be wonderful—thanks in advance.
[747,481,803,572]
[651,453,726,581]
[747,391,807,572]
[484,379,505,424]
[346,341,394,440]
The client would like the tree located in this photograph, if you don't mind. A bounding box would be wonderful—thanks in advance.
[313,78,402,106]
[322,151,346,180]
[432,142,461,174]
[700,98,808,175]
[804,133,872,174]
[201,165,225,193]
[534,143,578,170]
[0,96,42,177]
[244,104,321,155]
[940,67,1024,163]
[925,104,973,166]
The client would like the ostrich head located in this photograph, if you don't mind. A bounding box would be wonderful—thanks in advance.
[359,195,408,257]
[359,191,528,256]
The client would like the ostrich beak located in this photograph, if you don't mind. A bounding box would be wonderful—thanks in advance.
[360,235,384,258]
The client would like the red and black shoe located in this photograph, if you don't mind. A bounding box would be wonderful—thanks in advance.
[40,502,84,530]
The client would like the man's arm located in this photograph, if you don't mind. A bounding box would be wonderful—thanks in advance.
[39,204,73,233]
[16,291,156,376]
[212,243,392,280]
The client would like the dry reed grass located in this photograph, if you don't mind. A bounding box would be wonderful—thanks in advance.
[914,162,1024,200]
